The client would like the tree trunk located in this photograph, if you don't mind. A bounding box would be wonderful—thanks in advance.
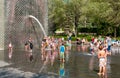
[74,15,79,37]
[114,27,116,38]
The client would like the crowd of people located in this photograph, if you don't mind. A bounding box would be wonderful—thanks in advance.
[8,35,120,77]
[89,36,112,55]
[88,36,112,76]
[76,36,113,76]
[41,36,72,65]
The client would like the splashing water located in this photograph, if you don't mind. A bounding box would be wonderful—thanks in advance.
[25,15,47,37]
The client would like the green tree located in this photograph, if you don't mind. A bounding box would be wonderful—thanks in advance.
[106,0,120,37]
[48,0,66,33]
[48,0,120,37]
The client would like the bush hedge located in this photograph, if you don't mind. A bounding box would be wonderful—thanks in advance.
[52,35,120,41]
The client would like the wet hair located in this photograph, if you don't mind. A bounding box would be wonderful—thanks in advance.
[99,45,103,50]
[42,39,46,42]
[62,43,64,45]
[25,42,28,45]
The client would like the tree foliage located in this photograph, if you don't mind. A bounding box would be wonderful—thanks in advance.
[48,0,120,37]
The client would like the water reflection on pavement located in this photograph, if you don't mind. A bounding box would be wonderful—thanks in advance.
[0,45,120,78]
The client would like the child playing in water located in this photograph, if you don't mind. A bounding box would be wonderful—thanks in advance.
[59,43,65,62]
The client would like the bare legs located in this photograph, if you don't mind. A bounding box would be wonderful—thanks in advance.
[8,47,13,59]
[98,66,106,75]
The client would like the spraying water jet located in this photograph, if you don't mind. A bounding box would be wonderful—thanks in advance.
[25,15,47,37]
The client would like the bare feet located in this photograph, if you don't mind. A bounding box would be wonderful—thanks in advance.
[97,73,101,75]
[62,60,65,63]
[102,73,105,76]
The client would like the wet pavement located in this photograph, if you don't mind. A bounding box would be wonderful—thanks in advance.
[0,44,120,78]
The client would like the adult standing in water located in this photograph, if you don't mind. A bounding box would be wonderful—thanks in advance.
[107,36,112,53]
[28,37,34,62]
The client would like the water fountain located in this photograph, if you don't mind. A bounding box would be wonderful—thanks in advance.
[4,0,48,49]
[25,15,47,37]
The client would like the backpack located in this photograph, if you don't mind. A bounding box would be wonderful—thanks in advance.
[30,42,33,49]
